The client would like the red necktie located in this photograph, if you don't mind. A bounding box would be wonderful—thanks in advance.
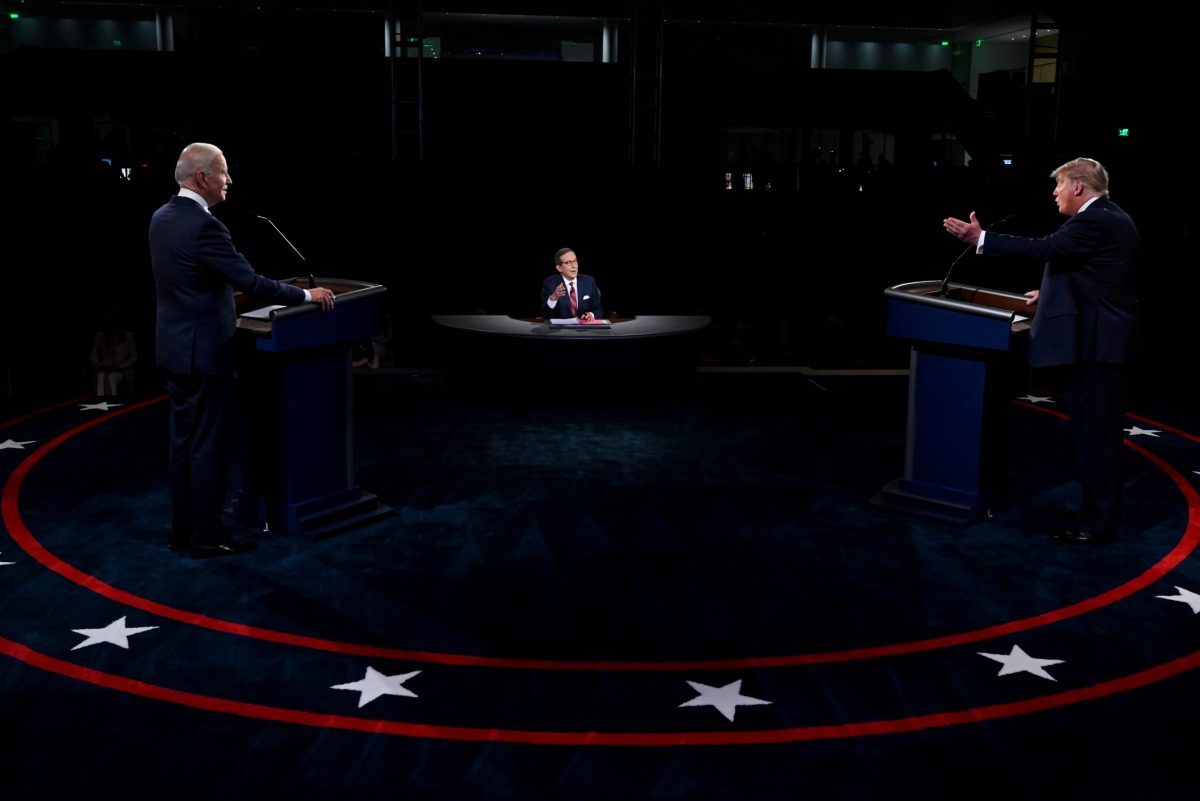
[569,281,578,316]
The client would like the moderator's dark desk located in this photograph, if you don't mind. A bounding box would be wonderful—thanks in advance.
[433,315,710,339]
[235,277,389,538]
[433,315,711,390]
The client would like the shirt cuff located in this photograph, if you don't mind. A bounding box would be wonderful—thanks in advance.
[976,231,986,254]
[302,289,312,302]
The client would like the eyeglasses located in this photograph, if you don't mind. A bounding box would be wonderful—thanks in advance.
[560,259,578,266]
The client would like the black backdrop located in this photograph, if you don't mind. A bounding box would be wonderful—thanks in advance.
[2,4,1195,404]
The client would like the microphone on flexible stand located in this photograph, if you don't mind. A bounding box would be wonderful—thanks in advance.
[940,214,1014,296]
[256,214,316,288]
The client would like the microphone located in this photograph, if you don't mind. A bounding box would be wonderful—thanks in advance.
[256,214,316,287]
[940,214,1013,296]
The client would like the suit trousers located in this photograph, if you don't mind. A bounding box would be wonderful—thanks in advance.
[1067,363,1128,533]
[166,371,234,546]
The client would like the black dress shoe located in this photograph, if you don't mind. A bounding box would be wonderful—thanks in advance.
[1052,528,1116,545]
[190,539,257,560]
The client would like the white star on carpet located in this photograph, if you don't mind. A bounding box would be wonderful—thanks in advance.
[1156,586,1200,614]
[679,679,772,722]
[978,644,1064,681]
[0,439,36,450]
[71,616,158,650]
[79,401,124,411]
[1123,426,1160,438]
[332,666,421,708]
[0,552,13,567]
[1016,395,1054,404]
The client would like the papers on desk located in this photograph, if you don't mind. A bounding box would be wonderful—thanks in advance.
[241,305,287,320]
[548,318,612,326]
[1013,314,1030,323]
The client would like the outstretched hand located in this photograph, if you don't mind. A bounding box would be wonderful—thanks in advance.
[943,211,983,246]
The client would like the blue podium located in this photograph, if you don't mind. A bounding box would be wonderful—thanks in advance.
[873,280,1034,522]
[234,277,389,538]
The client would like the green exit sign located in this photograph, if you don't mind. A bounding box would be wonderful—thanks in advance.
[1117,128,1131,137]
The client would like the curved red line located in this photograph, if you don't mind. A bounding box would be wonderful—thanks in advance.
[2,632,1198,745]
[1128,412,1200,447]
[1011,398,1069,420]
[3,400,1198,671]
[0,395,92,433]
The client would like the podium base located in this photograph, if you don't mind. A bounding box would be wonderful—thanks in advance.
[235,488,392,540]
[870,478,989,524]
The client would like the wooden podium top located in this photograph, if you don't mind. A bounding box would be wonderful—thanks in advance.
[886,280,1036,330]
[235,277,384,320]
[884,280,1035,352]
[236,277,386,350]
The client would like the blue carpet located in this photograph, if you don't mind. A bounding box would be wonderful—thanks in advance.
[1,374,1198,799]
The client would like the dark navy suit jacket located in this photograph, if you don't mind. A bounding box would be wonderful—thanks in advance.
[150,196,306,375]
[983,196,1140,368]
[541,273,603,319]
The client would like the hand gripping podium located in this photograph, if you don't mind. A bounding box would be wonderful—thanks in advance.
[873,280,1034,522]
[234,277,389,538]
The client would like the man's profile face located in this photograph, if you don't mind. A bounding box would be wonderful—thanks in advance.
[555,251,579,280]
[197,153,232,207]
[1052,175,1083,216]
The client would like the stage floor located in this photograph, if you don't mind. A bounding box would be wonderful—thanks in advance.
[2,373,1198,799]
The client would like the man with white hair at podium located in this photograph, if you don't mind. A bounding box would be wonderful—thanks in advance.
[150,142,335,559]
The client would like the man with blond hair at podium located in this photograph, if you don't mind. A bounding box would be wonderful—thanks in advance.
[943,156,1140,545]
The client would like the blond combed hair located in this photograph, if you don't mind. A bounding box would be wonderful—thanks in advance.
[1050,157,1109,197]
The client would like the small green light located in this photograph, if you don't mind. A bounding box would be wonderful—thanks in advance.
[113,39,123,47]
[940,40,950,47]
[1117,128,1130,137]
[9,12,19,19]
[975,39,983,47]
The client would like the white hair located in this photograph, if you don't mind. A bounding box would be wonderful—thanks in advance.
[174,142,223,186]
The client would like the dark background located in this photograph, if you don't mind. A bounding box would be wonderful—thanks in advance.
[1,1,1194,405]
[4,6,1200,799]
